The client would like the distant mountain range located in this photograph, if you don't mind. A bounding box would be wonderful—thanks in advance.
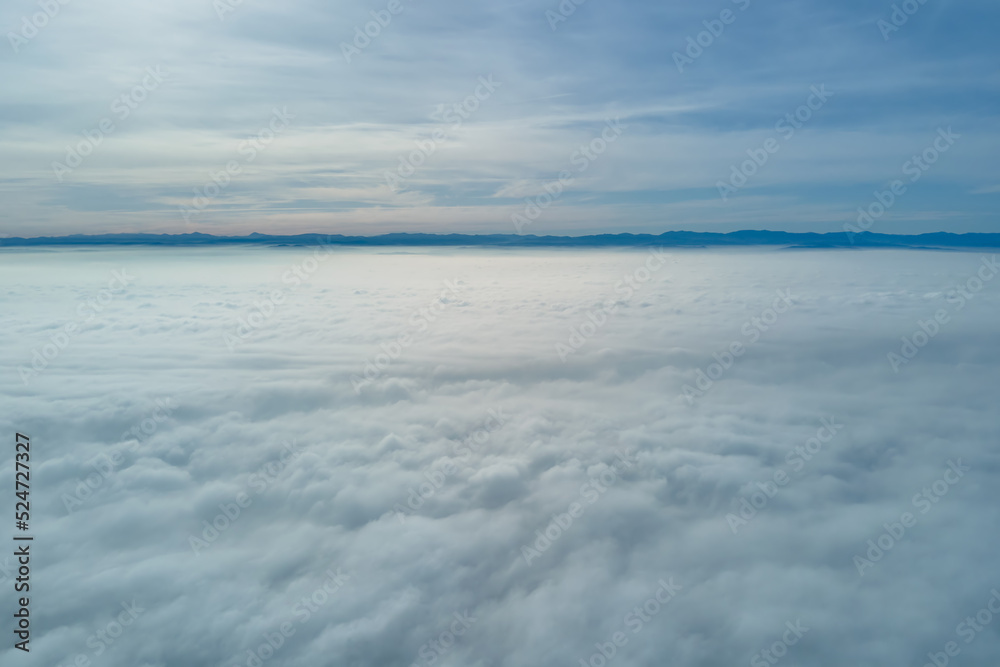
[3,230,1000,248]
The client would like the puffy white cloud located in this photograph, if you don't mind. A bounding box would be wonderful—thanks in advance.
[1,246,999,666]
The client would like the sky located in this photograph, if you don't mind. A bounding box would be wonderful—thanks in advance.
[2,246,999,666]
[1,0,999,237]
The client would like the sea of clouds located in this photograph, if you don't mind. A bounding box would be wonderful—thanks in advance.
[1,245,999,667]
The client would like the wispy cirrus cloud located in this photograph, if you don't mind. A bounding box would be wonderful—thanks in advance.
[1,0,998,236]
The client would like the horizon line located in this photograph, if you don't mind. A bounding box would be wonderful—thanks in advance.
[3,229,1000,249]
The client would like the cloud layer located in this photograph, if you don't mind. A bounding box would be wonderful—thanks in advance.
[1,246,1000,666]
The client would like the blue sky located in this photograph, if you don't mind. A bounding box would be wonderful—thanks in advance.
[1,0,998,236]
